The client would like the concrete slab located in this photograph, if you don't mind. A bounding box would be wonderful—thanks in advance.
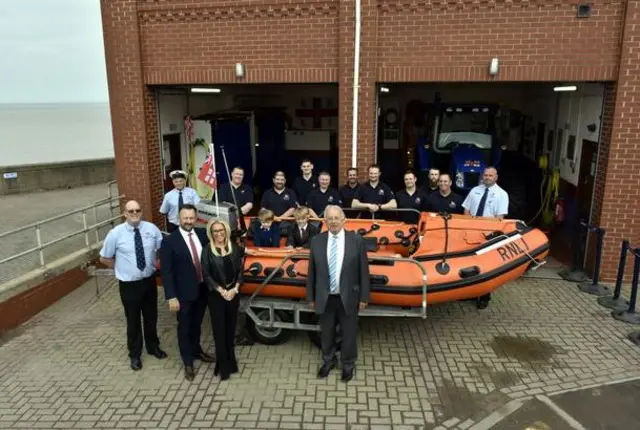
[1,276,640,428]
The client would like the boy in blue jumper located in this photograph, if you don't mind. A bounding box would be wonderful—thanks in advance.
[252,209,281,247]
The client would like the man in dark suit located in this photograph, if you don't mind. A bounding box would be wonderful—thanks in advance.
[306,205,370,382]
[160,204,215,381]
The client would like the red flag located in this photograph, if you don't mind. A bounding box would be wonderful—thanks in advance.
[197,153,217,189]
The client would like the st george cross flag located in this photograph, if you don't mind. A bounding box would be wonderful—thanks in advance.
[197,144,217,189]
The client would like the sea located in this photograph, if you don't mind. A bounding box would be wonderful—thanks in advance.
[0,103,114,167]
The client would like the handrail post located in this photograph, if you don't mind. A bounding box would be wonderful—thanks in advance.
[93,205,100,244]
[35,224,44,267]
[82,210,89,247]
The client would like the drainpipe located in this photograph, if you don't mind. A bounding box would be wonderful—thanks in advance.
[351,0,361,168]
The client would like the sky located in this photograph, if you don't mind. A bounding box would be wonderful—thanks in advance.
[0,0,109,104]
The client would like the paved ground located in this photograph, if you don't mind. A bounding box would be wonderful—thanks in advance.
[0,183,120,284]
[1,273,639,429]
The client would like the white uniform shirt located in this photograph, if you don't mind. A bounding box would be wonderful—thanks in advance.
[462,184,509,218]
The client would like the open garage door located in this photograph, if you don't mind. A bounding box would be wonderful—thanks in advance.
[156,84,339,210]
[376,82,606,263]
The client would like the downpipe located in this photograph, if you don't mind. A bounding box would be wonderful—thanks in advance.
[351,0,361,168]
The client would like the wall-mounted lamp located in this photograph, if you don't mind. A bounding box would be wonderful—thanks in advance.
[235,63,245,79]
[380,86,390,93]
[489,58,499,76]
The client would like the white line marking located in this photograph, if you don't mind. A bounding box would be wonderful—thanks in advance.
[535,395,586,430]
[467,398,525,430]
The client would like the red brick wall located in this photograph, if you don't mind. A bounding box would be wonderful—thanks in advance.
[0,268,89,335]
[593,1,640,281]
[138,0,339,84]
[377,0,624,82]
[99,0,637,280]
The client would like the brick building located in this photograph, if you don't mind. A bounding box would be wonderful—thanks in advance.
[99,0,640,281]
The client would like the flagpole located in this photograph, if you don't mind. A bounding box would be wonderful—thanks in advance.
[209,143,219,217]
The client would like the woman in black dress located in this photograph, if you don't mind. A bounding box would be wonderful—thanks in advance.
[202,219,245,380]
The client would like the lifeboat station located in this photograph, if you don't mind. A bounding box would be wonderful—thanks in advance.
[1,1,640,429]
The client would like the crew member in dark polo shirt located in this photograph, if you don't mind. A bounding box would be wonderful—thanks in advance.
[306,171,342,218]
[218,166,254,216]
[351,164,397,218]
[339,167,360,211]
[292,159,318,207]
[395,170,429,223]
[425,173,464,214]
[421,168,440,194]
[260,170,297,234]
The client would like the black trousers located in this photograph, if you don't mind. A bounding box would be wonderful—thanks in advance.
[208,291,240,378]
[176,283,209,366]
[118,276,160,358]
[320,295,358,368]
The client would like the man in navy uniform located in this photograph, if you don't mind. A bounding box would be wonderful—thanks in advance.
[160,204,215,381]
[306,171,342,218]
[218,166,254,216]
[425,173,464,215]
[100,200,167,370]
[339,167,360,211]
[351,164,397,217]
[160,170,201,232]
[260,170,298,235]
[394,170,428,223]
[292,159,318,207]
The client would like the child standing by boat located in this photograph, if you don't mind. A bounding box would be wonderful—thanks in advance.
[286,206,318,249]
[251,209,281,247]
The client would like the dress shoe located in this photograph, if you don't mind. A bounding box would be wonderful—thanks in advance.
[341,366,354,382]
[148,348,168,359]
[317,360,336,378]
[184,365,195,381]
[195,352,215,363]
[130,357,142,371]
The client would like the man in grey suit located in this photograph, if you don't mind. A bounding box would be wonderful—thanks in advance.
[306,205,370,382]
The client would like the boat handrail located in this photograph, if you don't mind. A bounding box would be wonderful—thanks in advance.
[242,251,428,320]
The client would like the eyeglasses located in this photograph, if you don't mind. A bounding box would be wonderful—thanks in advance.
[127,209,142,214]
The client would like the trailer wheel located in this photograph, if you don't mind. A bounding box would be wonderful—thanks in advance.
[308,324,342,351]
[245,309,293,345]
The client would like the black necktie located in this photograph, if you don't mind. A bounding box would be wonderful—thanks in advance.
[475,188,489,217]
[178,190,184,209]
[134,227,146,271]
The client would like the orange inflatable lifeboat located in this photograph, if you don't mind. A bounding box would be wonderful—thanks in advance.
[240,213,549,308]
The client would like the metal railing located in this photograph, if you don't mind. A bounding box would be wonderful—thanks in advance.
[242,252,428,333]
[0,182,124,283]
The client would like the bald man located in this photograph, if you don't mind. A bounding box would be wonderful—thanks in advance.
[306,205,370,382]
[462,167,509,220]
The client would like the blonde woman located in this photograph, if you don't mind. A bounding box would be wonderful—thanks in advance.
[201,218,245,380]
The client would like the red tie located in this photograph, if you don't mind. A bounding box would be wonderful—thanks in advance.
[188,233,203,282]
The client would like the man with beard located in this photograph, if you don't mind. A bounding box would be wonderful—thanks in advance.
[424,173,464,215]
[421,168,440,194]
[339,167,360,210]
[159,204,215,381]
[160,170,201,232]
[218,166,254,216]
[259,170,298,236]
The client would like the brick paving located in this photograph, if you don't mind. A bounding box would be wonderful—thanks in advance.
[0,183,119,284]
[1,276,639,429]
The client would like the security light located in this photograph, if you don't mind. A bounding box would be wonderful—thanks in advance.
[191,88,221,93]
[553,86,577,92]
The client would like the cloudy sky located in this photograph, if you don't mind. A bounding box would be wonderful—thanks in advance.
[0,0,108,104]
